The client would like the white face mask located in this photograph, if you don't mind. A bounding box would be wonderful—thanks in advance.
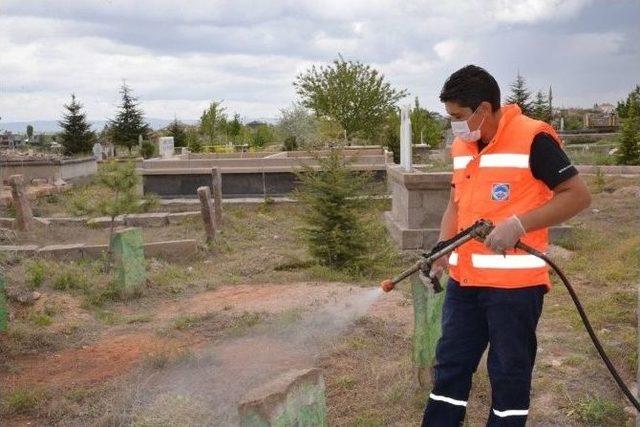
[451,108,485,142]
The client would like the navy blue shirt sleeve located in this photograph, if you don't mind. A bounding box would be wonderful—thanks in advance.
[530,133,578,190]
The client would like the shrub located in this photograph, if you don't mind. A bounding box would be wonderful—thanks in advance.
[140,140,156,159]
[26,260,46,289]
[283,135,298,151]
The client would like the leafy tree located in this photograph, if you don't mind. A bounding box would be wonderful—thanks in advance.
[58,94,96,155]
[505,72,533,115]
[200,101,226,144]
[294,56,407,140]
[410,97,443,148]
[277,103,320,147]
[616,89,640,165]
[166,118,187,147]
[531,90,552,123]
[295,149,371,270]
[381,109,401,163]
[26,125,34,140]
[617,85,640,119]
[109,82,150,154]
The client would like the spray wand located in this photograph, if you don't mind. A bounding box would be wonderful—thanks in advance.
[380,218,640,412]
[380,219,494,293]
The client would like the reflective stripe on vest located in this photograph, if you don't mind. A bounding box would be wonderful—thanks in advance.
[448,251,458,266]
[471,254,546,269]
[453,155,473,170]
[452,153,529,169]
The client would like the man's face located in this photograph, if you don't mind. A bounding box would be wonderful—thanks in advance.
[445,101,485,131]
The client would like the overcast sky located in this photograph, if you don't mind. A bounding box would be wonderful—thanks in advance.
[1,0,638,123]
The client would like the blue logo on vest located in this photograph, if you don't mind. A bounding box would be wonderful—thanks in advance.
[491,183,510,201]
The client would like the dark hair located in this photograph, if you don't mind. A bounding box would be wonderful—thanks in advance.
[440,65,501,112]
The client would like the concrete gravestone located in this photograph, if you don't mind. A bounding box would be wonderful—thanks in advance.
[158,137,175,159]
[92,142,103,160]
[109,227,145,296]
[238,368,326,427]
[411,274,447,387]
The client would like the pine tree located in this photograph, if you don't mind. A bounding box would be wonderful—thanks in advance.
[505,72,533,115]
[166,118,187,147]
[531,90,552,123]
[616,95,640,165]
[58,94,96,155]
[295,149,371,271]
[227,113,242,143]
[617,85,640,119]
[109,82,150,154]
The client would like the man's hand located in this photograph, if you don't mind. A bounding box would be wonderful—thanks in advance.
[484,215,526,254]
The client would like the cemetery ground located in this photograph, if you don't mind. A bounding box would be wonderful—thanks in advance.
[0,174,638,426]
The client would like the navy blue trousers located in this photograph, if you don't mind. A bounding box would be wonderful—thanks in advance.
[421,279,545,427]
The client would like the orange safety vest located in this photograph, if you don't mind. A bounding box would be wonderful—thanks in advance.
[448,104,561,289]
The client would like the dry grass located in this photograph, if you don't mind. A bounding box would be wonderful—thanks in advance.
[0,174,637,426]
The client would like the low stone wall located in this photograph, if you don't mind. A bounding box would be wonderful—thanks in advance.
[0,157,97,185]
[0,212,201,229]
[142,169,386,198]
[575,164,640,175]
[0,239,197,261]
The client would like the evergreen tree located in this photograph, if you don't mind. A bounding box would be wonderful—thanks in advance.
[531,90,552,123]
[58,94,96,155]
[505,72,533,115]
[26,125,34,140]
[227,113,242,143]
[616,92,640,165]
[109,82,150,154]
[295,149,371,271]
[617,85,640,119]
[166,118,187,147]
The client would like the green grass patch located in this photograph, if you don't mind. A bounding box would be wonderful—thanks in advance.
[1,388,47,415]
[567,395,626,425]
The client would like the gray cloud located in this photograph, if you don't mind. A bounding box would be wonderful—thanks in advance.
[0,0,637,122]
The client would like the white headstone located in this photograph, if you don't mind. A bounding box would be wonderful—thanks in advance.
[92,142,103,160]
[400,105,412,172]
[158,137,175,159]
[560,117,565,131]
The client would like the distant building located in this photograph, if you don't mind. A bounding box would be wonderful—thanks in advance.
[585,103,619,130]
[0,131,24,148]
[246,120,266,129]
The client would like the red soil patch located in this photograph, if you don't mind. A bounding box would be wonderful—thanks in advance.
[2,333,179,391]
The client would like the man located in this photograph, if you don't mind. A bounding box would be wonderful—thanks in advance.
[421,65,591,427]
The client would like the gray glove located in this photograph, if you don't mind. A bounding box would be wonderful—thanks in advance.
[484,215,526,254]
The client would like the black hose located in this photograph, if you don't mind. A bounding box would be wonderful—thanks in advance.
[516,241,640,412]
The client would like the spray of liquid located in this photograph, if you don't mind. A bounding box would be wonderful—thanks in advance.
[117,286,385,425]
